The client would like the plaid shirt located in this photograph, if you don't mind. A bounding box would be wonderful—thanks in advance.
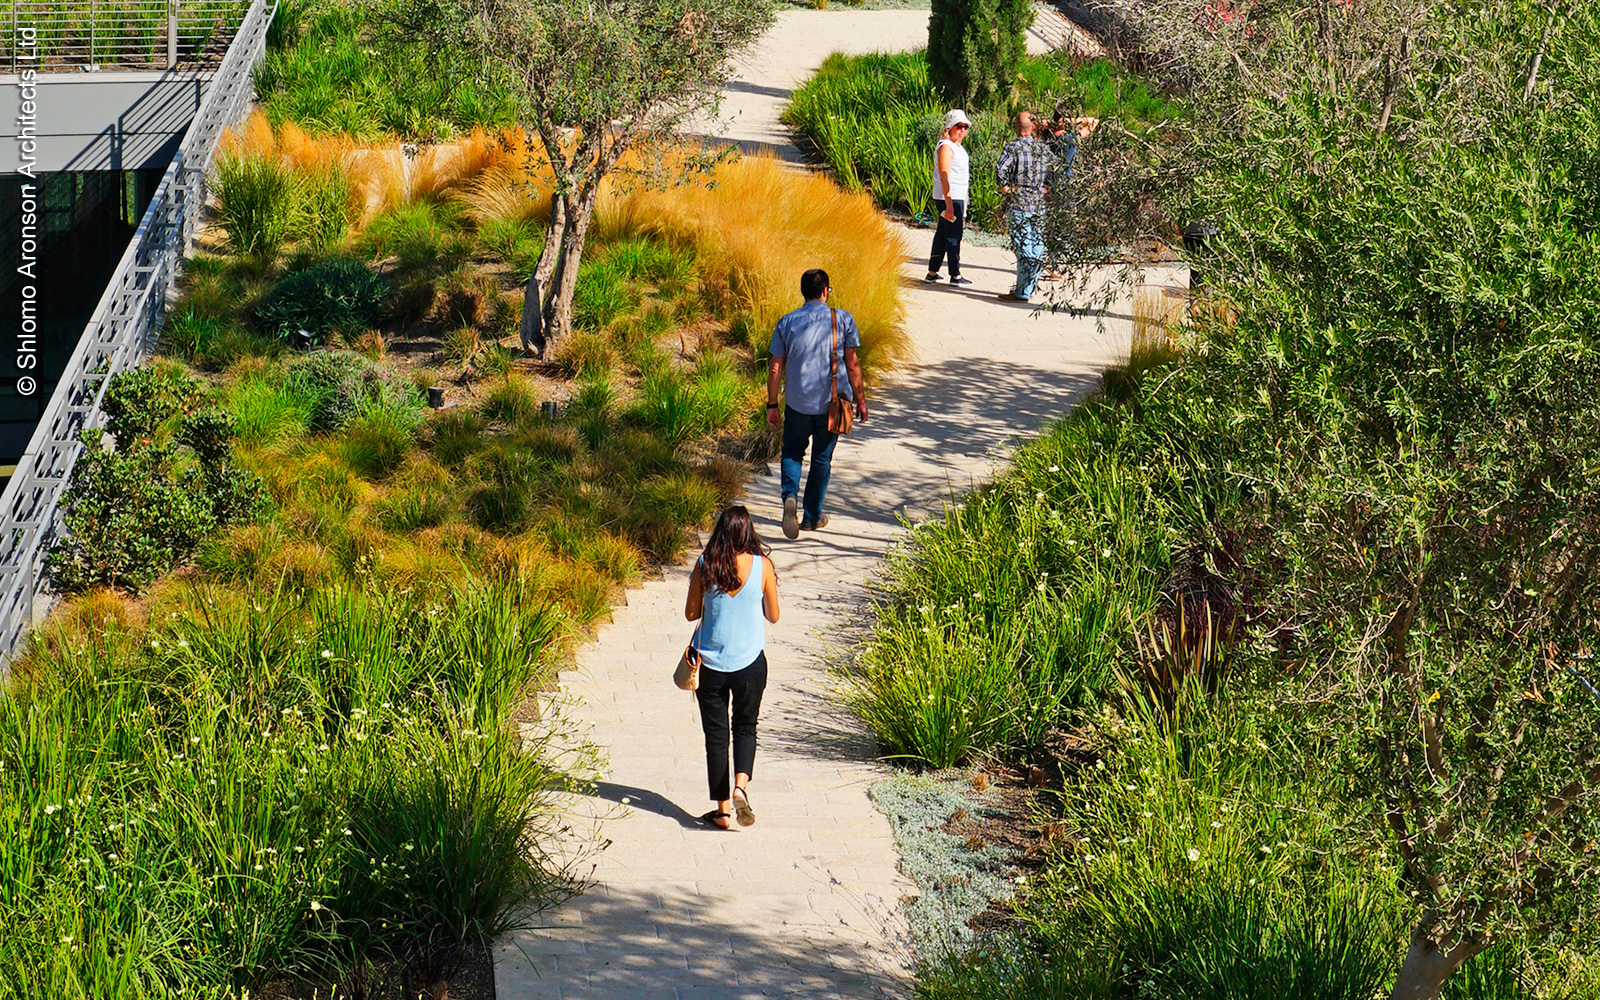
[996,135,1053,212]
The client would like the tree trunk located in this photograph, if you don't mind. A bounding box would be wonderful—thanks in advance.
[542,185,601,344]
[1389,927,1489,1000]
[519,192,567,355]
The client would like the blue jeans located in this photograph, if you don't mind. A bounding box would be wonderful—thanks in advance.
[780,406,839,526]
[1008,208,1044,300]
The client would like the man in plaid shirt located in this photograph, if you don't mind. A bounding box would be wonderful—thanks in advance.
[995,110,1053,302]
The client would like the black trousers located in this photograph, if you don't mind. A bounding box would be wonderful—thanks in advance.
[695,651,768,801]
[928,198,966,277]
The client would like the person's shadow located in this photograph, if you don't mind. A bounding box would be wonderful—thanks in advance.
[589,781,708,830]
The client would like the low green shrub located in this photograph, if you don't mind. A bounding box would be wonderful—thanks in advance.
[284,351,423,432]
[48,368,267,594]
[256,259,388,346]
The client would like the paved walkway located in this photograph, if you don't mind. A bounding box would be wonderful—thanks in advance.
[496,10,1171,1000]
[683,6,1100,161]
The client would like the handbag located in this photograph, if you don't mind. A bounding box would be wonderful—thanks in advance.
[673,621,703,691]
[826,307,855,436]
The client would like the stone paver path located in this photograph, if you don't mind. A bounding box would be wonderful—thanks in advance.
[496,10,1178,999]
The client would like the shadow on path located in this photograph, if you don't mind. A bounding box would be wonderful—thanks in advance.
[589,781,707,831]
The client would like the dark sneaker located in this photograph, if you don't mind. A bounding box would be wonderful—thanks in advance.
[949,275,973,286]
[782,497,799,539]
[800,515,830,531]
[923,272,941,282]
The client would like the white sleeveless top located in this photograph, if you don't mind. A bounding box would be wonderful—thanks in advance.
[932,138,970,202]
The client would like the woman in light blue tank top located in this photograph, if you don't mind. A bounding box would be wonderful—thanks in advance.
[686,505,779,830]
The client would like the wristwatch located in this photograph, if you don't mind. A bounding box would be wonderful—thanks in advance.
[766,402,780,409]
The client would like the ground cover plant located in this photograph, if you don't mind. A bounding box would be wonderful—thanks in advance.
[783,49,1177,227]
[847,2,1600,997]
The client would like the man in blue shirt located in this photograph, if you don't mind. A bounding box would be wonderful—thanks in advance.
[767,268,869,539]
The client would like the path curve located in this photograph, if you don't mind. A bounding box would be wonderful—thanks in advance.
[496,11,1172,999]
[683,6,1099,161]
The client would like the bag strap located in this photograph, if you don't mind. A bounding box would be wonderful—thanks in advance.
[830,308,840,405]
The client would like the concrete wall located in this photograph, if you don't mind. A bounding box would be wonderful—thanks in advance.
[0,70,212,174]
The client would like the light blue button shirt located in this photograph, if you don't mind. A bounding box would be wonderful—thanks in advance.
[769,301,860,416]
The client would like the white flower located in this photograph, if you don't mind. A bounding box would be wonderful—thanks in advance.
[254,864,264,871]
[310,900,323,911]
[95,884,106,891]
[1048,465,1060,472]
[190,736,201,744]
[43,804,59,815]
[1210,821,1223,828]
[1186,848,1201,862]
[320,649,334,659]
[1259,845,1272,854]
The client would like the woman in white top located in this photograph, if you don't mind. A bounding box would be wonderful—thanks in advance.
[926,108,973,286]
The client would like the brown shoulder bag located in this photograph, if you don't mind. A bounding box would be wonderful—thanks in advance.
[826,307,854,435]
[673,621,703,691]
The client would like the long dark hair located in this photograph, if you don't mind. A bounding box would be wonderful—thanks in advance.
[701,505,772,594]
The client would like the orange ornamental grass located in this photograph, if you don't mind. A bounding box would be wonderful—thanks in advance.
[216,115,909,377]
[606,155,910,378]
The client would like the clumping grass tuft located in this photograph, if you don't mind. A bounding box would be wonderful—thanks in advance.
[1,583,587,997]
[842,397,1175,767]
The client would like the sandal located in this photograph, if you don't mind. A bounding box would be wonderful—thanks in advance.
[700,810,732,830]
[732,787,756,827]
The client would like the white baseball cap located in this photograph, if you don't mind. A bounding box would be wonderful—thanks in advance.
[943,109,972,130]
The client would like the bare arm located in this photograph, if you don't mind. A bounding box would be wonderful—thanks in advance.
[844,346,868,421]
[686,562,704,621]
[761,556,780,624]
[937,143,955,221]
[766,355,785,428]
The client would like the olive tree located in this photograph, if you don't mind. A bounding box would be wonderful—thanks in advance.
[392,0,773,353]
[1049,2,1600,997]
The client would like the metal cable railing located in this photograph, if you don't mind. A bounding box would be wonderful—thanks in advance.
[0,0,276,666]
[2,0,250,73]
